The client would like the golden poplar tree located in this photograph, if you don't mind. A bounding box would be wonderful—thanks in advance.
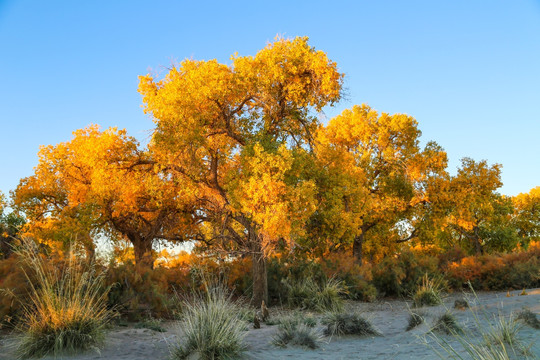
[13,125,197,267]
[138,37,343,305]
[314,104,447,264]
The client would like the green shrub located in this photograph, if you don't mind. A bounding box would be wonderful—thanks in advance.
[105,263,184,319]
[372,250,440,297]
[319,252,377,302]
[444,246,540,291]
[322,311,381,337]
[171,283,247,360]
[15,239,113,359]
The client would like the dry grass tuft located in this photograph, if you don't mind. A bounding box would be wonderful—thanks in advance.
[413,274,444,307]
[15,238,113,359]
[171,281,247,360]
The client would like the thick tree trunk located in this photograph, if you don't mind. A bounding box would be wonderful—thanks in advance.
[131,236,154,269]
[353,233,364,266]
[250,234,268,308]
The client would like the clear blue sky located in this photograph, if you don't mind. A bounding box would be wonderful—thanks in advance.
[1,0,539,198]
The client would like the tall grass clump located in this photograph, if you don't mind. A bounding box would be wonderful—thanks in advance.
[323,311,381,337]
[412,274,444,307]
[484,313,523,349]
[15,239,113,359]
[171,282,247,360]
[283,276,344,312]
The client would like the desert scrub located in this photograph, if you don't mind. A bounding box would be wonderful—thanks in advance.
[283,276,345,312]
[272,319,323,349]
[171,284,247,360]
[431,312,462,335]
[406,312,424,331]
[412,274,444,307]
[516,309,540,329]
[15,239,113,359]
[135,318,166,332]
[323,311,381,337]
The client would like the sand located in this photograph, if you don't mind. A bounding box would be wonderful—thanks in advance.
[0,288,538,360]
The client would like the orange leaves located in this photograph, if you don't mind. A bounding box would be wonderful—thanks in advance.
[136,36,345,257]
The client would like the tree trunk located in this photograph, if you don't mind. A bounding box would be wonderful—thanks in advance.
[83,235,96,262]
[131,235,154,269]
[250,234,268,307]
[0,236,11,259]
[353,233,364,266]
[472,227,483,255]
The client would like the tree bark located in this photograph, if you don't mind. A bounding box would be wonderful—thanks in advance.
[131,235,154,269]
[472,227,483,255]
[353,232,364,266]
[250,234,268,307]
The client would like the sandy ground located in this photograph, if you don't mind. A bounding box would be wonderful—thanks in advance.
[0,288,538,360]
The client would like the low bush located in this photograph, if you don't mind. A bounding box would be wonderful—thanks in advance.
[105,263,188,319]
[322,311,381,337]
[445,243,540,291]
[372,250,440,297]
[428,286,532,360]
[319,252,377,302]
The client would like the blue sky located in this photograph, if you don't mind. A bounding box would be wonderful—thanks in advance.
[0,0,539,198]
